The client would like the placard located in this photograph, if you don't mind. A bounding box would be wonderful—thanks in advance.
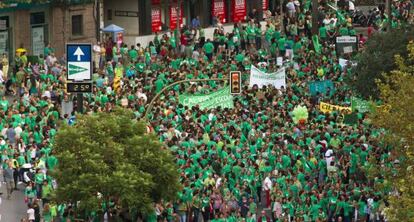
[277,57,283,66]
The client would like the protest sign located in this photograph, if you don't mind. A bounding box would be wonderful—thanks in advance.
[277,57,283,66]
[179,86,234,110]
[319,102,352,114]
[249,65,286,89]
[339,58,357,70]
[351,97,374,113]
[308,80,335,96]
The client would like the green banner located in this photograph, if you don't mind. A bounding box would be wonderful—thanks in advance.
[179,87,234,110]
[351,97,374,113]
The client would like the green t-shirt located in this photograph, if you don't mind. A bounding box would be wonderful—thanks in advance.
[203,42,214,54]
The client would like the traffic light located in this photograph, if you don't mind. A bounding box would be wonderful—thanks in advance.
[113,77,121,93]
[230,71,241,94]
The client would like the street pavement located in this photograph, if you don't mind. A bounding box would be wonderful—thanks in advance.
[0,175,27,222]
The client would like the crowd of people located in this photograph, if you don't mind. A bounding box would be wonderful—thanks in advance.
[0,0,413,221]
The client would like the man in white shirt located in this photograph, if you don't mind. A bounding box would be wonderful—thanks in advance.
[286,0,296,18]
[93,42,101,70]
[263,174,273,208]
[325,148,334,167]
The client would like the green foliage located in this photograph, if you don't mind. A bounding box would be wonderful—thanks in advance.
[370,42,414,222]
[349,26,414,99]
[52,108,181,217]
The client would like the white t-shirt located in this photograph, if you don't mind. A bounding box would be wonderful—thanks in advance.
[286,2,296,12]
[27,208,35,220]
[349,1,355,11]
[263,176,272,191]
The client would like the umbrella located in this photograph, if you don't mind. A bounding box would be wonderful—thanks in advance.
[16,48,26,53]
[102,24,124,33]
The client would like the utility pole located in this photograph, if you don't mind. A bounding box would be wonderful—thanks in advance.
[386,0,392,31]
[280,0,284,34]
[311,0,319,35]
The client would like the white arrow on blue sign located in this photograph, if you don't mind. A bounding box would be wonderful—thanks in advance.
[66,43,92,81]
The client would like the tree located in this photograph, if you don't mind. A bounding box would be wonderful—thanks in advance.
[349,26,414,99]
[52,108,181,220]
[369,42,414,221]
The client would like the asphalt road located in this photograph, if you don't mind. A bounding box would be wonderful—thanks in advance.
[0,177,27,222]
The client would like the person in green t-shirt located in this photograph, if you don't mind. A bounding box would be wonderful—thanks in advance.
[203,40,215,61]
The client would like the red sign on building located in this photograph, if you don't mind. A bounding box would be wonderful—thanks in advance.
[151,7,162,33]
[232,0,246,23]
[169,3,183,30]
[263,0,269,11]
[212,0,227,23]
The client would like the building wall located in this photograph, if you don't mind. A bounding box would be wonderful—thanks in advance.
[103,0,139,45]
[14,10,30,50]
[2,3,97,58]
[50,3,97,56]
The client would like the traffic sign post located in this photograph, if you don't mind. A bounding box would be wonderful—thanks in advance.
[66,43,93,114]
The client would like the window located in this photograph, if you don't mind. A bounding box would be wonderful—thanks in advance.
[107,9,112,21]
[30,12,45,25]
[71,15,83,36]
[0,16,9,29]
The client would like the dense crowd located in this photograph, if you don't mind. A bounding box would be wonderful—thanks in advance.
[1,0,413,221]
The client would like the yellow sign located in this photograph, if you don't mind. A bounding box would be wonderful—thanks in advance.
[319,102,352,114]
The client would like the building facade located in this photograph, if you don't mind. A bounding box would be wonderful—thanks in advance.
[103,0,278,44]
[0,0,281,58]
[0,1,97,58]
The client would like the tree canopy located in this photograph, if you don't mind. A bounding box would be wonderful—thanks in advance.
[51,108,181,220]
[349,27,414,99]
[369,41,414,221]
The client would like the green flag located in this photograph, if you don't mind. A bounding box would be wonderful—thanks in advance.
[179,87,234,110]
[312,35,321,54]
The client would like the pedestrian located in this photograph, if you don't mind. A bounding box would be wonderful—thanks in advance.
[27,203,35,222]
[3,160,14,199]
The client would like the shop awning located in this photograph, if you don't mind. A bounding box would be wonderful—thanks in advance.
[102,24,124,33]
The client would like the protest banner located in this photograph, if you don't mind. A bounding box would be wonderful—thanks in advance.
[308,80,335,96]
[249,65,286,89]
[351,97,374,113]
[319,102,352,114]
[179,86,234,110]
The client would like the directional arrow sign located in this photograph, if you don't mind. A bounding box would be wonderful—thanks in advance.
[67,44,92,81]
[74,47,85,61]
[68,64,88,75]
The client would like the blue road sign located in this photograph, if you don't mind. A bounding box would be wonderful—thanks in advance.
[67,44,91,62]
[66,43,92,81]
